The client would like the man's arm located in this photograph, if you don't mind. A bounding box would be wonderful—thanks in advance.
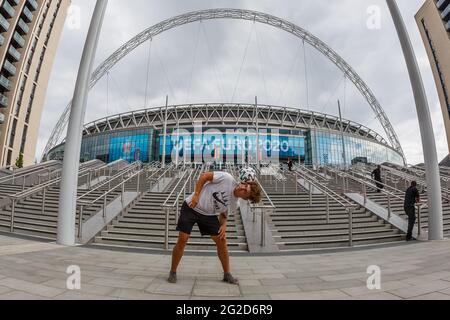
[189,172,214,208]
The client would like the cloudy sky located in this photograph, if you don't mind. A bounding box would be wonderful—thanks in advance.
[37,0,448,164]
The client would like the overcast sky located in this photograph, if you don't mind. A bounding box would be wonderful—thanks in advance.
[37,0,448,164]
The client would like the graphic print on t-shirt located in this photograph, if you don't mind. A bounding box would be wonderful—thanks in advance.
[212,191,228,211]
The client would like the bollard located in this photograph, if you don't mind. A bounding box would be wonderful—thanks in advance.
[348,208,353,247]
[41,188,46,215]
[164,208,169,250]
[417,205,421,236]
[78,205,84,238]
[261,209,266,247]
[10,199,16,232]
[387,193,391,220]
[137,172,140,193]
[121,182,125,206]
[326,194,330,224]
[103,194,107,218]
[363,183,367,205]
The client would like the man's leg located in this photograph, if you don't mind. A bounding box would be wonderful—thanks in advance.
[211,235,230,273]
[171,232,190,273]
[405,207,415,240]
[168,232,190,283]
[212,235,238,284]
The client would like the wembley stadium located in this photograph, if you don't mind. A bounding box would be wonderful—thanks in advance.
[44,103,405,167]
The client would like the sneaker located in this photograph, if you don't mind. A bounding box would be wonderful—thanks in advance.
[223,273,239,285]
[168,271,177,283]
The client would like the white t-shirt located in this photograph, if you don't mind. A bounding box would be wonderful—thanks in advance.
[185,172,239,217]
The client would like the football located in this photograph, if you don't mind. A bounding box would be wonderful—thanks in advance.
[239,167,257,183]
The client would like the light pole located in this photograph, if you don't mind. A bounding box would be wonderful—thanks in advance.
[162,95,168,168]
[338,100,347,170]
[386,0,443,240]
[57,0,108,245]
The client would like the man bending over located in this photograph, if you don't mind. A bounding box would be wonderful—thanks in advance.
[168,170,261,285]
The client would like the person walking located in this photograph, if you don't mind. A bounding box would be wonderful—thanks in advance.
[371,165,384,192]
[404,181,420,241]
[287,158,293,171]
[168,169,261,284]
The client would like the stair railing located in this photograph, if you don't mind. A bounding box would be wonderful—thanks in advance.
[357,165,450,203]
[161,168,192,249]
[290,168,357,246]
[325,166,425,231]
[77,162,142,203]
[0,160,62,187]
[77,168,145,238]
[6,164,105,233]
[229,163,276,247]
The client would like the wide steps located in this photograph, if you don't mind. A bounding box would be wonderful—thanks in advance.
[94,236,248,251]
[277,234,405,250]
[274,228,400,241]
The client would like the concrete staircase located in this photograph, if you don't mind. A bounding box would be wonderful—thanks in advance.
[258,173,405,250]
[94,161,247,252]
[0,186,121,240]
[93,191,248,252]
[364,190,450,235]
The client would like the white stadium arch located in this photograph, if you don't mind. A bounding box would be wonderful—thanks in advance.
[42,8,405,162]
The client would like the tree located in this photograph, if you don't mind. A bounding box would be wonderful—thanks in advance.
[15,153,24,169]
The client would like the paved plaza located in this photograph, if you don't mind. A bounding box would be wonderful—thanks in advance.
[1,234,450,300]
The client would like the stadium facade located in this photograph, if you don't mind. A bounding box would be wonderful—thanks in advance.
[45,103,404,167]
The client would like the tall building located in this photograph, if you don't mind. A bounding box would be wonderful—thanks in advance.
[0,0,70,167]
[416,0,450,154]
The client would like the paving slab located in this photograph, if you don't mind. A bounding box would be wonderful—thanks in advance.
[145,277,195,296]
[1,234,450,299]
[192,280,241,297]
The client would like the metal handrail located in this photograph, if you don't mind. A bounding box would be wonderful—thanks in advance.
[147,162,174,183]
[8,166,96,201]
[161,168,192,249]
[0,160,61,185]
[376,165,450,201]
[292,169,354,208]
[77,169,145,238]
[229,163,276,246]
[166,167,198,214]
[349,167,407,195]
[77,162,141,201]
[330,166,427,236]
[325,166,410,222]
[252,163,288,194]
[161,169,191,207]
[290,168,356,246]
[295,164,328,182]
[6,165,105,233]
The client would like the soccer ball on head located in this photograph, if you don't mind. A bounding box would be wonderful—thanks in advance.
[238,167,256,183]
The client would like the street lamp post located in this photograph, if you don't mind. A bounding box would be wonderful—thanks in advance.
[57,0,108,246]
[338,100,347,170]
[386,0,443,240]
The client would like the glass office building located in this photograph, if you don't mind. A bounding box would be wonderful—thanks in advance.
[46,104,404,166]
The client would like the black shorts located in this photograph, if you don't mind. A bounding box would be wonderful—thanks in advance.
[176,201,220,236]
